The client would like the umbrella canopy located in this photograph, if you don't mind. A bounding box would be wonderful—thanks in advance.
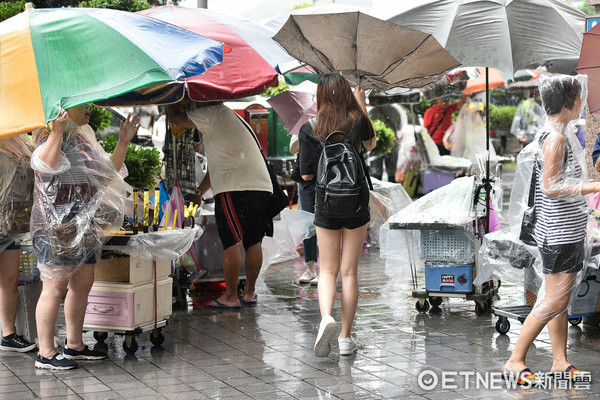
[577,22,600,122]
[267,81,318,137]
[137,4,295,101]
[0,5,223,138]
[262,3,372,32]
[463,67,506,95]
[272,12,461,91]
[375,0,585,79]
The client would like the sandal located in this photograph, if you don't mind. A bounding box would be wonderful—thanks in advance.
[502,368,539,386]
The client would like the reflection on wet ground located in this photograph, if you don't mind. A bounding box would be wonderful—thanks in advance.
[1,249,600,399]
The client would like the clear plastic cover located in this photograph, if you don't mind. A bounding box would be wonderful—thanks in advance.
[448,104,498,166]
[30,123,129,280]
[115,227,203,261]
[0,136,34,248]
[368,177,412,247]
[507,74,592,323]
[510,98,546,144]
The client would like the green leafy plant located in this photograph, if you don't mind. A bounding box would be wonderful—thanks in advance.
[88,105,112,133]
[489,104,517,132]
[78,0,151,11]
[0,1,26,22]
[100,135,163,190]
[261,80,289,97]
[371,119,396,155]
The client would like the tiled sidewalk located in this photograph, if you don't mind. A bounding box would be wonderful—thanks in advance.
[1,250,600,399]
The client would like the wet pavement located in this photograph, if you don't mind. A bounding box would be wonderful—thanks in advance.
[2,248,600,399]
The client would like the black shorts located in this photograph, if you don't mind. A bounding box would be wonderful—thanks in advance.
[538,240,584,275]
[33,236,98,267]
[5,241,21,250]
[314,181,370,230]
[214,191,271,250]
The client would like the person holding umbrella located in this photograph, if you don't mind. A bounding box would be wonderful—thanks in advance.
[32,104,139,370]
[298,74,376,357]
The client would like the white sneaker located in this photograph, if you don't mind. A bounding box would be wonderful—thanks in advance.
[310,275,319,285]
[299,269,317,283]
[338,336,357,356]
[314,315,338,357]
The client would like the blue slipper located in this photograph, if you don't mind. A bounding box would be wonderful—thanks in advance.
[208,299,241,310]
[241,294,258,306]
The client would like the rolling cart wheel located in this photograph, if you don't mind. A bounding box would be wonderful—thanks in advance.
[430,297,442,307]
[415,299,430,314]
[496,317,510,334]
[93,331,108,342]
[150,329,165,346]
[123,335,138,354]
[475,301,489,316]
[568,317,582,326]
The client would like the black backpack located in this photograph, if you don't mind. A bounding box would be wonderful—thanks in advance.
[315,130,372,218]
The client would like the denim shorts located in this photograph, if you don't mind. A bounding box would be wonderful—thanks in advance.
[33,236,98,267]
[538,240,584,275]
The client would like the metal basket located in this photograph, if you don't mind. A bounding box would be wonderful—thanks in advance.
[19,247,40,283]
[419,229,474,262]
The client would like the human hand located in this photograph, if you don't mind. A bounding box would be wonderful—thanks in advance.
[354,85,365,100]
[119,114,141,144]
[51,109,69,135]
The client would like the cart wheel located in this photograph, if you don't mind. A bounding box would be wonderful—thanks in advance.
[150,329,165,346]
[123,336,138,354]
[568,317,582,326]
[415,299,430,314]
[430,297,442,307]
[475,301,489,316]
[496,317,510,334]
[93,331,108,342]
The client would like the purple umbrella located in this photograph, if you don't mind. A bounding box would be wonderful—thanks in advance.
[267,81,318,136]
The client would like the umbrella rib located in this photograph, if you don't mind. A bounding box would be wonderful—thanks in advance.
[379,35,432,80]
[354,12,359,82]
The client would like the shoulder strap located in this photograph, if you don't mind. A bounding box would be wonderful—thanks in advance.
[429,107,450,136]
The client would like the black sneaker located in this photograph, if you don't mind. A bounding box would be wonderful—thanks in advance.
[63,345,106,360]
[35,353,77,370]
[0,334,37,352]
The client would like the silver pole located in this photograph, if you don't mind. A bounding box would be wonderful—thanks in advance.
[197,0,207,8]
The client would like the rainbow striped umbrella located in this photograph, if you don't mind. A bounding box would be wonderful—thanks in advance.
[0,5,224,139]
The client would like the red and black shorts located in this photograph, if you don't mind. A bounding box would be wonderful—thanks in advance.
[214,191,272,250]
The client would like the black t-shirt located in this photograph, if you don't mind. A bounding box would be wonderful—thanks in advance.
[298,114,373,178]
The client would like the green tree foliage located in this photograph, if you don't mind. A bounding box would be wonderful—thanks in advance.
[0,0,26,21]
[261,80,290,97]
[88,105,112,133]
[78,0,150,11]
[371,119,396,155]
[100,135,163,189]
[489,104,517,132]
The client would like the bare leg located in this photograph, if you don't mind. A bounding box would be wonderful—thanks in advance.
[505,273,575,373]
[64,264,94,351]
[315,227,341,318]
[210,243,242,307]
[242,242,262,302]
[36,275,68,358]
[339,224,368,338]
[0,250,20,337]
[548,311,571,373]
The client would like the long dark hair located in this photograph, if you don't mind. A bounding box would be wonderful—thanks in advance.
[314,73,372,144]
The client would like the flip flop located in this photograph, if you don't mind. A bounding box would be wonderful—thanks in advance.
[241,294,258,306]
[502,368,539,386]
[208,298,241,311]
[564,365,589,381]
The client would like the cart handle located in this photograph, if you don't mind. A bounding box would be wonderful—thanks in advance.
[93,306,114,314]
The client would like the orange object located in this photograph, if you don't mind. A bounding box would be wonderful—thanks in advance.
[463,67,506,95]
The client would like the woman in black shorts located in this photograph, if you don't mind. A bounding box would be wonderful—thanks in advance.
[299,74,376,357]
[504,75,600,384]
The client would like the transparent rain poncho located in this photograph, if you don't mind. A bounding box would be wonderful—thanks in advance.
[508,74,592,323]
[449,103,498,167]
[30,123,129,281]
[0,135,34,253]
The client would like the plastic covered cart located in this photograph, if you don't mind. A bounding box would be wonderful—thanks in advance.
[383,174,501,315]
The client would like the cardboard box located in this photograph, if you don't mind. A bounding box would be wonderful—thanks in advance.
[94,256,171,285]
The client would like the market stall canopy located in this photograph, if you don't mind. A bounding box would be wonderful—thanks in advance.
[0,5,224,138]
[463,67,506,95]
[577,22,600,122]
[272,12,461,91]
[135,3,296,102]
[375,0,586,79]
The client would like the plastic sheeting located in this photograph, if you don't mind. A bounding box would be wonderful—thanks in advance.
[30,123,130,281]
[506,74,592,323]
[114,227,203,261]
[448,104,498,166]
[0,136,34,253]
[510,99,546,144]
[369,177,412,247]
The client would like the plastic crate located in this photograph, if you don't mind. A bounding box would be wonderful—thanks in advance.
[19,248,40,283]
[425,263,473,293]
[420,229,474,262]
[422,169,455,194]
